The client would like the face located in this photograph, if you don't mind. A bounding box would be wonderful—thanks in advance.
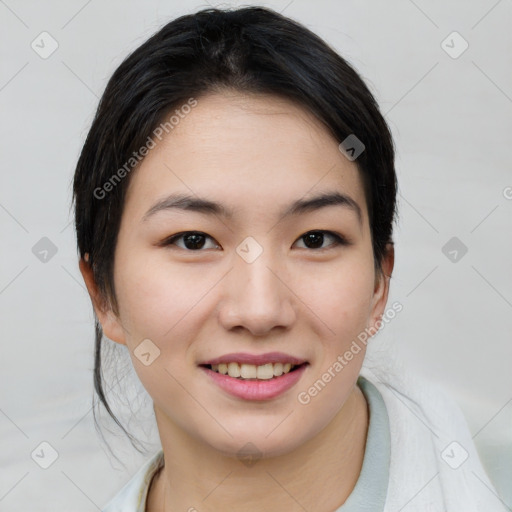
[84,91,392,459]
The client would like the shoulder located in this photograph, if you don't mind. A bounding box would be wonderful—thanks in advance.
[101,450,164,512]
[360,349,508,511]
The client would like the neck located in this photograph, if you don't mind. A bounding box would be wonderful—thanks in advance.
[147,385,368,512]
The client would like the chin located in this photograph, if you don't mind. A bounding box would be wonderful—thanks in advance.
[212,439,297,461]
[202,424,315,462]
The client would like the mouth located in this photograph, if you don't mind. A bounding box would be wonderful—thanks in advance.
[199,362,308,380]
[199,360,309,401]
[198,352,309,400]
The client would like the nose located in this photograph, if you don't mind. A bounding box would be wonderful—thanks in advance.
[218,246,296,337]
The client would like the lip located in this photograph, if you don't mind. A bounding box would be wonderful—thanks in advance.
[199,352,307,366]
[200,363,308,401]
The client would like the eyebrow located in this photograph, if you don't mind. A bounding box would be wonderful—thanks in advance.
[142,191,362,225]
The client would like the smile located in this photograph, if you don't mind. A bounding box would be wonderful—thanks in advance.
[208,362,300,380]
[200,362,309,401]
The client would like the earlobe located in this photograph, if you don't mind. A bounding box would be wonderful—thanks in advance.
[78,256,127,345]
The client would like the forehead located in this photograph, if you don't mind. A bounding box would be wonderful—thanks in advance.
[123,91,368,224]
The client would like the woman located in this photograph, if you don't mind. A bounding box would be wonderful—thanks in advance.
[73,6,505,511]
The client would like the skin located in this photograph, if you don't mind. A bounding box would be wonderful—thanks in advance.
[80,90,394,511]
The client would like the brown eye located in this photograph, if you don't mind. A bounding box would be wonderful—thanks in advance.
[162,231,220,250]
[294,230,348,250]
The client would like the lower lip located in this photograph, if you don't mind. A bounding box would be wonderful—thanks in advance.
[200,364,308,401]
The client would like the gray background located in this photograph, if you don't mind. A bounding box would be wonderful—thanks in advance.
[1,0,511,510]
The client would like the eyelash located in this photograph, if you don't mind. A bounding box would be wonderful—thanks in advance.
[160,230,350,252]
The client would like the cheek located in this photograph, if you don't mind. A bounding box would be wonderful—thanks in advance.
[294,262,373,420]
[113,258,205,400]
[301,257,375,333]
[113,255,201,343]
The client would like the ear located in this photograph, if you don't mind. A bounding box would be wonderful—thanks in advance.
[368,243,395,332]
[79,255,127,345]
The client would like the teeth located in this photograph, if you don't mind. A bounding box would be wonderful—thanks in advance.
[257,363,274,380]
[273,363,283,377]
[210,362,299,379]
[240,363,257,379]
[227,362,240,377]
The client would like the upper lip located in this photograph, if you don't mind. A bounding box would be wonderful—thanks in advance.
[199,352,307,366]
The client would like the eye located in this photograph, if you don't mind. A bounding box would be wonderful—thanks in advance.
[293,230,349,250]
[161,231,220,251]
[160,230,349,252]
